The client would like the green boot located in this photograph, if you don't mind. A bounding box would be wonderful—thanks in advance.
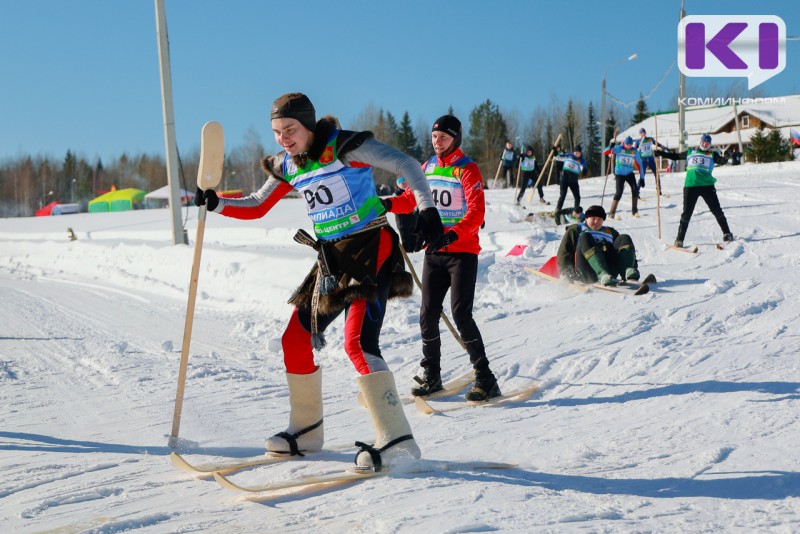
[618,246,639,281]
[585,248,616,286]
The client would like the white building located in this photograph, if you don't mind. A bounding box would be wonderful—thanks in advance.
[619,94,800,153]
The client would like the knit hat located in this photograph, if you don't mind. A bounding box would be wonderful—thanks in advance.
[271,92,316,132]
[432,115,462,150]
[701,133,712,144]
[624,136,634,146]
[573,144,583,153]
[639,128,646,134]
[584,205,606,220]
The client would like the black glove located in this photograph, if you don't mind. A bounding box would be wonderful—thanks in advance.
[425,230,458,253]
[561,264,580,282]
[609,142,616,148]
[552,146,560,153]
[638,178,645,189]
[194,187,220,211]
[379,197,392,212]
[415,207,444,249]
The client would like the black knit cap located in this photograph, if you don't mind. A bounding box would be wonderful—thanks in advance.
[271,92,316,132]
[432,114,462,150]
[584,205,606,220]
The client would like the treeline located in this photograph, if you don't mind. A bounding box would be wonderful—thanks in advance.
[3,95,631,217]
[3,90,793,217]
[346,97,641,191]
[0,127,268,218]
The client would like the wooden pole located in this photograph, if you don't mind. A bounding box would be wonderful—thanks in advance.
[529,133,562,203]
[169,122,224,449]
[490,160,504,190]
[513,158,523,202]
[654,114,662,239]
[601,127,618,206]
[545,152,557,187]
[399,244,467,352]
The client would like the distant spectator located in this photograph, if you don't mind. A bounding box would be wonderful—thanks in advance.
[516,146,547,206]
[500,140,516,188]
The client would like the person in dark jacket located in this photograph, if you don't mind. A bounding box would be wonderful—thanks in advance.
[552,145,586,225]
[195,92,445,471]
[499,140,517,188]
[557,205,640,286]
[656,133,734,247]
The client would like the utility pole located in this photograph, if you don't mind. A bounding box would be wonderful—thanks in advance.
[678,0,687,159]
[154,0,187,245]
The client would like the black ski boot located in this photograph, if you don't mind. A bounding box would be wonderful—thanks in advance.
[411,369,443,397]
[466,368,501,402]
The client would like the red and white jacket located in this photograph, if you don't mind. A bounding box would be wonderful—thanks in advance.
[389,148,484,254]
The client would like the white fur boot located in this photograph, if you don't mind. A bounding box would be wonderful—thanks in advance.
[355,370,421,471]
[264,367,324,456]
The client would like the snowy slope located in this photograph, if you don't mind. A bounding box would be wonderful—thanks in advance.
[1,160,799,533]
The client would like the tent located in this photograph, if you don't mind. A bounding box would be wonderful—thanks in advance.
[88,188,146,213]
[35,201,59,217]
[144,185,195,208]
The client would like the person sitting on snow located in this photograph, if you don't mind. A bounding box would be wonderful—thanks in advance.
[556,205,639,286]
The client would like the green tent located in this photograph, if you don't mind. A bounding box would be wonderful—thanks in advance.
[88,188,146,213]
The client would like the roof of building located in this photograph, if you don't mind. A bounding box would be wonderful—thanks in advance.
[620,94,800,149]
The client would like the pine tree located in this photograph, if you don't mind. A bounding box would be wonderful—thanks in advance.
[396,112,421,161]
[465,99,508,179]
[62,150,77,203]
[766,128,793,162]
[746,125,769,163]
[632,93,649,126]
[385,112,399,148]
[374,110,399,147]
[585,102,601,177]
[564,99,580,151]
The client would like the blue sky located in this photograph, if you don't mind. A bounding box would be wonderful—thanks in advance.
[1,0,798,163]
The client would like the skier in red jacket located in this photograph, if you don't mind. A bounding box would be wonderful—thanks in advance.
[383,114,501,402]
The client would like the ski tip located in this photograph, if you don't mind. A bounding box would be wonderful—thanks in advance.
[414,396,437,415]
[634,283,650,296]
[213,471,242,491]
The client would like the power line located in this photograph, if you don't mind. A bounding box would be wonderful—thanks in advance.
[606,60,677,108]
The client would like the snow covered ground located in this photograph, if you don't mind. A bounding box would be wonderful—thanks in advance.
[1,160,799,533]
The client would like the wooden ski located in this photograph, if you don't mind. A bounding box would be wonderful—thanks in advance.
[415,383,541,415]
[214,460,517,494]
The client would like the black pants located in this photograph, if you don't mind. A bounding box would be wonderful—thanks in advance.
[517,172,544,202]
[419,253,488,372]
[677,185,731,241]
[613,173,640,201]
[502,165,514,187]
[556,172,580,212]
[574,232,637,282]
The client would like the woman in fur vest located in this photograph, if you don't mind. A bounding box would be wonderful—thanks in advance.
[195,92,444,471]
